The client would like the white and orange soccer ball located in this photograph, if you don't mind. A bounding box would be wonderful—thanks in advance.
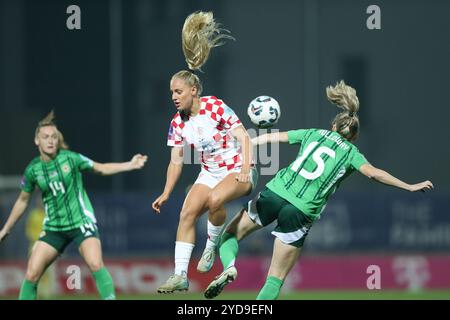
[247,96,281,128]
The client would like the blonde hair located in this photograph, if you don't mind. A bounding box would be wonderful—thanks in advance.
[172,11,233,96]
[35,110,69,150]
[326,80,360,141]
[182,11,234,71]
[172,70,203,96]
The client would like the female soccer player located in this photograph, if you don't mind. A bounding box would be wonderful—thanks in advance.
[0,111,148,300]
[152,12,257,293]
[204,80,434,300]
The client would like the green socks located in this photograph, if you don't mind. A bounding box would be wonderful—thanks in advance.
[19,268,115,300]
[256,276,284,300]
[218,231,285,300]
[219,232,239,270]
[19,279,38,300]
[92,267,116,300]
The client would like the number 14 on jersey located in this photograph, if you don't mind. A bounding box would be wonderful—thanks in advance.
[49,181,66,196]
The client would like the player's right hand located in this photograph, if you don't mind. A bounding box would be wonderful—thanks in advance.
[409,180,434,192]
[130,154,148,170]
[152,193,169,214]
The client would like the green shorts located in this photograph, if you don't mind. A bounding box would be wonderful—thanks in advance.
[245,187,313,248]
[38,222,100,254]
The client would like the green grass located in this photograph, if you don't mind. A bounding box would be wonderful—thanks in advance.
[2,290,450,300]
[114,290,450,300]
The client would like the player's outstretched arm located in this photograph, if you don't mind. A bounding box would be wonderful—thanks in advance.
[358,163,434,192]
[93,154,148,176]
[152,147,184,214]
[0,191,32,242]
[251,131,289,146]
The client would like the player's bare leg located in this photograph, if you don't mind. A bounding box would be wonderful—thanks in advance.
[204,209,261,299]
[256,238,301,300]
[208,172,253,226]
[19,241,59,300]
[226,208,262,241]
[197,173,252,273]
[158,183,211,293]
[177,183,211,243]
[79,237,104,272]
[79,237,116,300]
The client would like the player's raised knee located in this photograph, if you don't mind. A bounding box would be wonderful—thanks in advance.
[179,207,199,225]
[207,193,224,212]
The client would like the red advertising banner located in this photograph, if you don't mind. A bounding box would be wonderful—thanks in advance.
[1,255,449,296]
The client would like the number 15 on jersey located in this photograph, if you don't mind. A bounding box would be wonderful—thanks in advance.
[291,142,336,180]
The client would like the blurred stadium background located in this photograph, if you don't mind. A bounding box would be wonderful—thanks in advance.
[1,0,449,299]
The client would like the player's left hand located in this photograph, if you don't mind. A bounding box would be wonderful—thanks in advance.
[235,171,250,183]
[0,229,9,243]
[409,180,434,192]
[130,154,148,170]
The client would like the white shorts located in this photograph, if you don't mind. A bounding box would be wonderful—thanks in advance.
[194,166,258,190]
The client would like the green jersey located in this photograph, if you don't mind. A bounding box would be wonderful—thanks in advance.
[266,129,369,220]
[21,150,97,231]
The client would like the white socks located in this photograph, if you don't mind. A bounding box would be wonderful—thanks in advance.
[173,221,223,277]
[205,220,224,250]
[174,241,195,276]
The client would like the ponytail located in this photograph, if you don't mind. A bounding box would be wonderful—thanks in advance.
[327,80,360,141]
[171,12,233,96]
[181,11,234,71]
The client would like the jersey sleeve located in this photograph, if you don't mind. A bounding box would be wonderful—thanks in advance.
[350,150,369,170]
[219,105,242,131]
[167,116,185,147]
[20,166,36,193]
[288,129,309,144]
[72,152,95,171]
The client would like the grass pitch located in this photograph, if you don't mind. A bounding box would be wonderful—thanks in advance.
[2,290,448,300]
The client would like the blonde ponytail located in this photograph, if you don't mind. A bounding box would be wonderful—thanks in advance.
[181,11,234,71]
[326,80,359,115]
[327,80,360,141]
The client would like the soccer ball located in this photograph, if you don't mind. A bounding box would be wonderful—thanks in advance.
[247,96,281,128]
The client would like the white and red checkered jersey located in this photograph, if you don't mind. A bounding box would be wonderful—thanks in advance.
[167,96,247,173]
